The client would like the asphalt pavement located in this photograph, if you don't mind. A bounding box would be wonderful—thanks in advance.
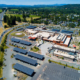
[0,11,5,27]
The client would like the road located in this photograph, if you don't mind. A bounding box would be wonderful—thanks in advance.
[0,11,5,27]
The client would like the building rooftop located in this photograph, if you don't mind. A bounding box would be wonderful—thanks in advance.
[26,25,37,29]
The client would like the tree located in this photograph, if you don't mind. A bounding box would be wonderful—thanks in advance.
[7,19,10,26]
[4,25,8,28]
[4,15,8,23]
[23,18,27,22]
[22,14,26,19]
[31,17,33,23]
[68,23,75,28]
[44,21,48,25]
[16,17,21,22]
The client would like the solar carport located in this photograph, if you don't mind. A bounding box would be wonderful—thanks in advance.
[11,38,20,43]
[13,47,28,55]
[11,38,32,46]
[20,40,32,46]
[52,29,60,32]
[26,25,36,29]
[15,54,37,66]
[61,30,73,34]
[14,63,34,76]
[28,52,44,60]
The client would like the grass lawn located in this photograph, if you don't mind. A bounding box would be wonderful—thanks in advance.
[10,9,19,11]
[5,14,22,18]
[0,9,2,13]
[11,32,25,37]
[0,27,3,36]
[0,52,4,78]
[30,15,40,18]
[26,15,40,21]
[26,17,40,21]
[31,46,40,52]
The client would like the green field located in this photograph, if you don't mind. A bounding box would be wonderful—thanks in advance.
[11,32,25,37]
[26,15,41,21]
[5,14,22,17]
[30,15,40,18]
[10,9,19,11]
[0,9,2,13]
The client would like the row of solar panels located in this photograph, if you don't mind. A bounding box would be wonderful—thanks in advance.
[14,63,34,76]
[11,38,32,46]
[15,54,37,66]
[13,47,44,60]
[26,25,37,29]
[52,29,73,34]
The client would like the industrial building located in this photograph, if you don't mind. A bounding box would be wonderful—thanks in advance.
[26,28,72,47]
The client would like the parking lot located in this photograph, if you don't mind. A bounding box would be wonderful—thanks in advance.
[3,30,45,80]
[32,63,80,80]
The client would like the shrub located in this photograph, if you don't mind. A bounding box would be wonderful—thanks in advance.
[62,57,64,60]
[65,64,67,67]
[72,66,74,68]
[48,59,51,63]
[4,25,8,28]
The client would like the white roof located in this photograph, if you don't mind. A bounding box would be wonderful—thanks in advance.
[50,35,59,41]
[26,29,37,34]
[64,37,71,45]
[57,33,65,40]
[54,49,75,59]
[30,32,50,38]
[62,36,66,42]
[53,44,76,52]
[48,36,58,41]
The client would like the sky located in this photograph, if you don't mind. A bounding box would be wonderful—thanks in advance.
[0,0,80,5]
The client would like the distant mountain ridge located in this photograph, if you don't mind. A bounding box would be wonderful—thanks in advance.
[0,4,67,7]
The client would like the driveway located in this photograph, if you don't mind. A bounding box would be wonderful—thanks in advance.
[39,42,53,55]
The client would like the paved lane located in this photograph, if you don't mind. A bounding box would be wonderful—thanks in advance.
[0,11,5,27]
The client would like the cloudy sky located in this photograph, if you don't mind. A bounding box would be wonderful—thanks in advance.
[0,0,80,5]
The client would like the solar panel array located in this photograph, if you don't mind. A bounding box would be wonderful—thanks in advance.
[13,47,28,55]
[28,52,44,60]
[11,38,20,43]
[20,40,32,46]
[16,27,24,31]
[15,54,37,66]
[27,25,36,29]
[14,63,34,76]
[11,38,32,46]
[52,29,60,32]
[61,30,73,34]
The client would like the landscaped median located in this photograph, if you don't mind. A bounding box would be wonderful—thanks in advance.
[30,46,40,52]
[48,59,80,70]
[0,29,13,78]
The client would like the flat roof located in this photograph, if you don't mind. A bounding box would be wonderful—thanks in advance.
[54,49,75,59]
[20,40,32,46]
[11,38,20,43]
[30,32,50,38]
[11,38,32,46]
[28,52,44,60]
[26,29,37,34]
[53,45,76,52]
[64,37,71,45]
[27,25,36,29]
[61,30,73,34]
[15,54,37,66]
[13,47,28,55]
[52,29,60,32]
[14,63,34,76]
